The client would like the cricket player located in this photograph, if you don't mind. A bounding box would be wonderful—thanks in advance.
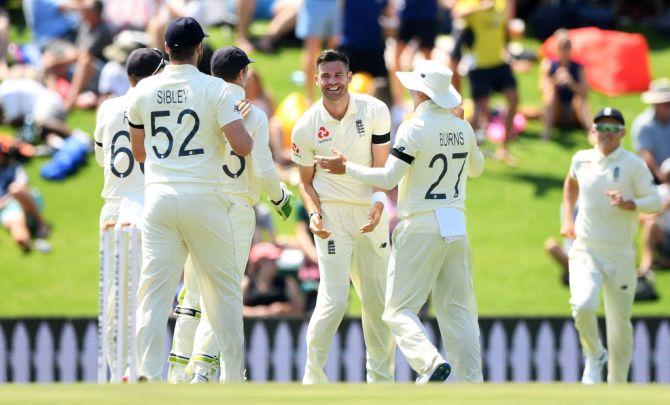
[128,17,253,382]
[316,60,485,383]
[561,107,661,384]
[291,49,395,384]
[93,47,165,377]
[167,46,294,384]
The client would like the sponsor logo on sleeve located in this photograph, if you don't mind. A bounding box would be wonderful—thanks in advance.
[292,142,301,157]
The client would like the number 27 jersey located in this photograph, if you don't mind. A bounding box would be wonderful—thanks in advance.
[94,88,144,201]
[392,101,484,218]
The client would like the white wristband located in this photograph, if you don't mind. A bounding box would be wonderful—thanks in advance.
[371,191,386,206]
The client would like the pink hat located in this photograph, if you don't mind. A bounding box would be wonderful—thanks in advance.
[249,243,281,263]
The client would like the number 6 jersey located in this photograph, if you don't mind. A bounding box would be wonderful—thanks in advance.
[126,64,242,187]
[94,87,145,201]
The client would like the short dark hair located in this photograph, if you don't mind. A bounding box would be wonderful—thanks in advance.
[316,49,349,71]
[168,44,198,62]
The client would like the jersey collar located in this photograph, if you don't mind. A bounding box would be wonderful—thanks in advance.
[318,93,358,122]
[164,63,200,75]
[415,99,439,115]
[594,145,624,163]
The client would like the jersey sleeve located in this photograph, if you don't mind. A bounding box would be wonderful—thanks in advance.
[371,101,391,145]
[633,157,662,213]
[126,89,144,129]
[250,111,282,201]
[93,102,106,167]
[389,121,419,165]
[467,124,485,178]
[568,153,580,180]
[290,118,314,166]
[215,83,243,128]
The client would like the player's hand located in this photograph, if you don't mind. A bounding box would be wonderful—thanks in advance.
[450,106,465,119]
[606,190,636,211]
[235,99,252,119]
[560,219,576,239]
[270,182,295,220]
[315,148,347,174]
[360,202,383,233]
[309,212,331,239]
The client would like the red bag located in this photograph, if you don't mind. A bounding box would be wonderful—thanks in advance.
[541,27,651,96]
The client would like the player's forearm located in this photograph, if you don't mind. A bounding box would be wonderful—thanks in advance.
[562,176,578,224]
[345,158,407,190]
[371,143,390,194]
[299,181,321,215]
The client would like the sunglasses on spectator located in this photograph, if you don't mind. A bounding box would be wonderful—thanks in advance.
[594,123,624,133]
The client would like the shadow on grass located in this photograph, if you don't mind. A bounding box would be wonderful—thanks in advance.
[503,171,565,197]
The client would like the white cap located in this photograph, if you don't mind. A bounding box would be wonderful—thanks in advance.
[395,60,462,109]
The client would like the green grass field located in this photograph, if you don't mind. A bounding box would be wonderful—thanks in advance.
[0,383,668,404]
[2,25,670,317]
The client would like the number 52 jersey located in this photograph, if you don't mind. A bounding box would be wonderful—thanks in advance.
[94,88,144,201]
[391,101,484,219]
[126,64,242,187]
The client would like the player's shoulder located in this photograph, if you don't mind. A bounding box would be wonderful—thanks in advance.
[293,102,321,132]
[97,94,127,121]
[351,92,387,111]
[247,104,269,130]
[572,148,594,160]
[620,147,647,167]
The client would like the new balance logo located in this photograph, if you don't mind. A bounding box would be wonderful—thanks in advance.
[356,119,365,135]
[380,242,387,248]
[327,240,336,255]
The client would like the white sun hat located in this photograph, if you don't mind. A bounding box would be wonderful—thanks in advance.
[395,60,462,109]
[642,78,670,104]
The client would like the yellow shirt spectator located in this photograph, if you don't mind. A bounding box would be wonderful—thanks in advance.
[455,0,508,69]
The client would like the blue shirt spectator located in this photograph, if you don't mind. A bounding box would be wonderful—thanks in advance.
[398,0,437,21]
[341,0,386,50]
[23,0,78,48]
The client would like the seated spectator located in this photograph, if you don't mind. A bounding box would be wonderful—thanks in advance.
[41,0,113,110]
[632,78,670,183]
[539,29,590,140]
[233,0,299,53]
[147,0,206,49]
[23,0,79,50]
[0,72,71,142]
[243,242,305,317]
[0,142,50,252]
[98,30,150,100]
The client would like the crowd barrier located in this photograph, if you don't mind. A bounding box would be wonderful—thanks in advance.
[0,317,668,383]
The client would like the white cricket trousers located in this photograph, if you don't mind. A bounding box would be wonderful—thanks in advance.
[383,214,482,382]
[168,203,255,382]
[303,202,395,384]
[99,200,121,376]
[568,240,637,383]
[135,184,244,382]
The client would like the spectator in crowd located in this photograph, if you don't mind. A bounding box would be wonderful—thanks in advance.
[0,70,71,141]
[296,0,341,101]
[23,0,79,50]
[243,242,305,317]
[147,0,206,49]
[539,29,590,141]
[98,31,150,100]
[0,143,50,253]
[338,0,393,106]
[632,78,670,183]
[41,0,113,110]
[0,4,8,76]
[454,0,518,164]
[235,0,300,53]
[102,0,155,32]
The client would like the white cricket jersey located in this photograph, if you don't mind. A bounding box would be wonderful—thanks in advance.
[291,92,391,205]
[570,146,661,247]
[94,88,144,201]
[221,83,279,206]
[127,64,242,187]
[392,101,484,219]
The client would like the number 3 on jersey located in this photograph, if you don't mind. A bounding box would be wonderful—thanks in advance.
[150,109,203,159]
[425,152,468,200]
